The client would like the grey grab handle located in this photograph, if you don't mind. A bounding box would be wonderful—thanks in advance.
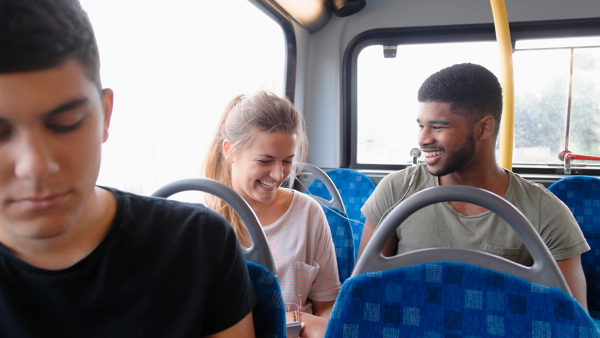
[295,162,345,213]
[354,185,571,295]
[152,178,277,275]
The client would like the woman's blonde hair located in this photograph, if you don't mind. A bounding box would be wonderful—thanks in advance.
[203,91,308,247]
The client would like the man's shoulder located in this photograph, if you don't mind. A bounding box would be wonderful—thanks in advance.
[505,172,572,217]
[507,172,553,202]
[107,187,231,238]
[109,187,212,215]
[377,164,434,194]
[378,164,423,185]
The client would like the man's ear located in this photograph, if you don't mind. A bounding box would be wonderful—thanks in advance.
[101,88,114,143]
[222,140,234,164]
[476,115,495,141]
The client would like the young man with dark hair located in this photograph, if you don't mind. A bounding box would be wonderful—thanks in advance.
[358,63,589,309]
[0,0,256,336]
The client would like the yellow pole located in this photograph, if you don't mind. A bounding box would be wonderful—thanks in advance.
[490,0,514,171]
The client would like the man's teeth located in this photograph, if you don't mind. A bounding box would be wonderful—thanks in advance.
[259,180,276,188]
[425,151,443,158]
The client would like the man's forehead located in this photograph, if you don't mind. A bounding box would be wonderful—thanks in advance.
[417,101,454,118]
[0,60,98,118]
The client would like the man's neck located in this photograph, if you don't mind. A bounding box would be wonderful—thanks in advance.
[439,161,508,196]
[438,161,510,216]
[6,187,116,270]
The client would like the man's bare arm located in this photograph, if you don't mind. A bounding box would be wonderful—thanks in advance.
[205,312,255,338]
[357,220,398,261]
[556,255,588,311]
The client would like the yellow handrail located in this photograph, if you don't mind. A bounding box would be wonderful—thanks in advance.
[490,0,514,171]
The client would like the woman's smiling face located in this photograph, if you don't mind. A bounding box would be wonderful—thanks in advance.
[227,131,297,206]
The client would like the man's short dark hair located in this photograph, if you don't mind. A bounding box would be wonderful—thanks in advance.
[418,63,503,133]
[0,0,101,89]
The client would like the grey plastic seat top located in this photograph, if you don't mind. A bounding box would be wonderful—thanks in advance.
[294,162,345,212]
[152,178,276,274]
[355,185,571,295]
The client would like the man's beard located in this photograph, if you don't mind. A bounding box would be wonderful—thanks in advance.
[428,131,476,177]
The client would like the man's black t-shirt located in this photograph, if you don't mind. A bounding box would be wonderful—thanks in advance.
[0,188,256,337]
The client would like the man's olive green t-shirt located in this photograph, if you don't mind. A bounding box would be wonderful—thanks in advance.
[361,164,590,265]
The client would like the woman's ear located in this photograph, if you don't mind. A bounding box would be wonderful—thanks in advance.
[222,140,234,164]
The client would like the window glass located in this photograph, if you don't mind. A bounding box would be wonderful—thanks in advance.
[356,36,600,167]
[512,49,571,164]
[80,0,286,196]
[513,39,600,165]
[568,48,600,161]
[356,42,499,165]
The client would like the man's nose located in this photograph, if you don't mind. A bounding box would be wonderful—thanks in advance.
[418,128,433,147]
[14,132,59,181]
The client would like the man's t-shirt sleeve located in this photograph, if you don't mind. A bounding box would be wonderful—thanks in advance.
[362,169,412,228]
[537,188,590,261]
[201,212,257,336]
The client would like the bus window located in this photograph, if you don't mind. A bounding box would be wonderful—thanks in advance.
[352,30,600,170]
[79,0,286,196]
[513,37,600,165]
[356,41,499,166]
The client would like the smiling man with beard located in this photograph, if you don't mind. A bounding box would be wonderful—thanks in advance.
[357,63,590,309]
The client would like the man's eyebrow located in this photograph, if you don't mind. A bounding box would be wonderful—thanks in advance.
[426,120,451,125]
[42,98,90,118]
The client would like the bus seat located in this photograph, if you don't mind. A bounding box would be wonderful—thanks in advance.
[322,206,355,283]
[326,261,597,337]
[246,261,287,338]
[152,178,286,338]
[307,168,376,259]
[295,163,355,283]
[548,176,600,316]
[325,185,598,337]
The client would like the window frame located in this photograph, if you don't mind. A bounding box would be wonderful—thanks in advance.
[342,18,600,175]
[248,0,297,102]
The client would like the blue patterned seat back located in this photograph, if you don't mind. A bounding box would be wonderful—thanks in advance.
[548,176,600,312]
[325,261,598,338]
[307,168,376,259]
[322,206,355,284]
[247,261,286,338]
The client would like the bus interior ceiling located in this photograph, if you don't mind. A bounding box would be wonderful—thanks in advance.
[271,0,600,188]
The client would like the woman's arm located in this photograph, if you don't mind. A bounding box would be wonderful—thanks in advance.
[298,300,334,338]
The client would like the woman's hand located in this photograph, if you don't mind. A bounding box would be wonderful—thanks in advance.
[296,300,335,338]
[299,322,309,338]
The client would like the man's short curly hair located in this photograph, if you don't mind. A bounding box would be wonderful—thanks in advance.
[0,0,101,89]
[418,63,503,134]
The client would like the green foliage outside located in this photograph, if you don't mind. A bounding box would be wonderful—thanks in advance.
[513,48,600,164]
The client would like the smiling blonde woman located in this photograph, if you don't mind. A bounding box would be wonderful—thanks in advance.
[204,91,341,338]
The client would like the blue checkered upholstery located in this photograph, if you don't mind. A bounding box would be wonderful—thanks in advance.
[324,262,598,337]
[322,206,355,284]
[307,169,376,259]
[247,261,286,338]
[548,176,600,313]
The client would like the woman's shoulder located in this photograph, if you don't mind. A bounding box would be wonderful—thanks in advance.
[289,189,325,212]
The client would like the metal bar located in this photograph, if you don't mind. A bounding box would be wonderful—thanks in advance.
[564,48,575,152]
[490,0,515,171]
